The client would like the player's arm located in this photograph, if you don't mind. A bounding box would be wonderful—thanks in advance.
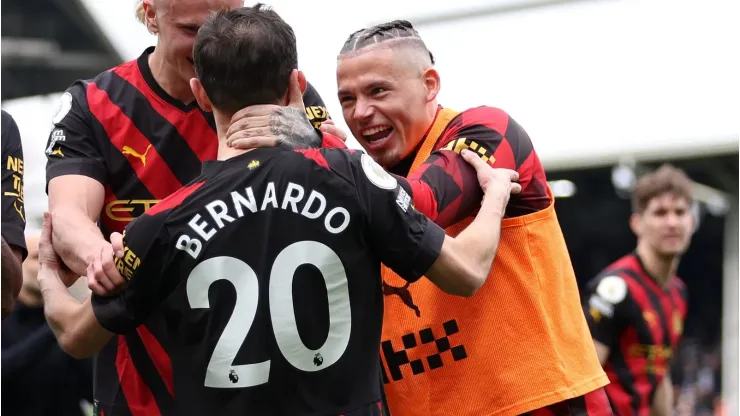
[226,71,347,149]
[1,237,23,319]
[38,271,112,359]
[337,149,518,296]
[35,212,113,358]
[1,110,27,263]
[406,107,549,228]
[651,375,674,416]
[39,211,169,358]
[89,212,172,339]
[45,86,110,276]
[582,274,632,365]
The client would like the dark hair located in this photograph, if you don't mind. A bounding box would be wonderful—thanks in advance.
[340,20,434,64]
[193,4,297,113]
[632,164,693,213]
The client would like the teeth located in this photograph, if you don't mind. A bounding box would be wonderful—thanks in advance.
[362,126,391,136]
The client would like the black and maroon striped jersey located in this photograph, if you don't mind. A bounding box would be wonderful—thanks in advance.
[90,147,445,415]
[583,253,688,416]
[44,46,331,416]
[389,105,550,228]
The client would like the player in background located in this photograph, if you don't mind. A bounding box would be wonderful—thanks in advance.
[227,19,611,416]
[583,165,693,416]
[44,0,339,414]
[2,110,27,318]
[37,5,520,415]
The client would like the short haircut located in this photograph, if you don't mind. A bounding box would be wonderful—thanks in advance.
[632,164,693,214]
[193,4,297,114]
[339,20,434,65]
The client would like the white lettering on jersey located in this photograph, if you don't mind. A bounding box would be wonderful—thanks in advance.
[176,182,351,258]
[396,187,411,212]
[176,234,203,259]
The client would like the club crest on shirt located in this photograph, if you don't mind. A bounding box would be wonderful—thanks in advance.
[596,275,628,304]
[360,153,397,190]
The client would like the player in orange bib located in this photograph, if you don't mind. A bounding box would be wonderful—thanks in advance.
[334,21,612,416]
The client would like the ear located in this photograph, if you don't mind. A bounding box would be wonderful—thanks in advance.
[298,70,307,95]
[629,213,642,238]
[421,67,441,103]
[143,0,159,34]
[282,69,307,108]
[190,78,212,112]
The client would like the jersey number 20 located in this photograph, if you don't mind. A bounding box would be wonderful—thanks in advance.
[186,241,352,388]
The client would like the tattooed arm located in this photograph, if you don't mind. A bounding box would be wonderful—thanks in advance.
[270,108,322,149]
[225,77,344,150]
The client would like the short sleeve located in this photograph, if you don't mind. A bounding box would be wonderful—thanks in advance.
[1,111,27,260]
[583,274,632,347]
[91,212,171,334]
[45,83,108,188]
[325,149,445,282]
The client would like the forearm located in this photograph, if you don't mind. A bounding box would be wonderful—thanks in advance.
[425,204,503,296]
[453,193,506,278]
[37,265,86,347]
[50,206,105,275]
[38,266,112,358]
[651,376,674,416]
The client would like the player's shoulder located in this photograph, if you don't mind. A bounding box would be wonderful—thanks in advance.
[314,148,397,190]
[1,109,16,130]
[440,105,531,151]
[588,273,632,306]
[1,110,20,150]
[58,54,138,103]
[587,255,643,303]
[452,106,512,132]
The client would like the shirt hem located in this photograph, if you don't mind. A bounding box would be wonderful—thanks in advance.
[481,373,610,416]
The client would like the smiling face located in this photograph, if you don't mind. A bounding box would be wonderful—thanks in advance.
[337,46,440,168]
[144,0,243,86]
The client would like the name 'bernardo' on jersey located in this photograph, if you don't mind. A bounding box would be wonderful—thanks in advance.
[176,181,351,259]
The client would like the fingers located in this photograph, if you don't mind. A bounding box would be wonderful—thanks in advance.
[319,123,348,142]
[110,232,124,258]
[228,136,278,150]
[460,149,489,170]
[510,183,523,195]
[461,149,519,181]
[226,128,275,148]
[87,245,126,296]
[229,107,278,128]
[226,114,270,139]
[40,212,52,245]
[87,264,107,297]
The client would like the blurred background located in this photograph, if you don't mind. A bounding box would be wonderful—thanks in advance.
[1,0,738,415]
